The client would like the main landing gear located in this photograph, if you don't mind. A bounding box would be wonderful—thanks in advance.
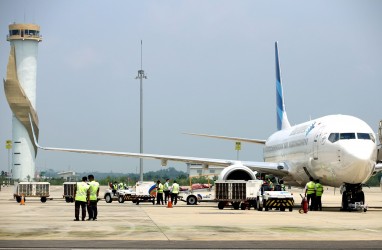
[340,183,367,212]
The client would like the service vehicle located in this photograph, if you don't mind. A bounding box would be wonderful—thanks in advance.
[256,189,294,211]
[14,182,50,203]
[104,181,157,205]
[181,188,215,205]
[103,187,132,203]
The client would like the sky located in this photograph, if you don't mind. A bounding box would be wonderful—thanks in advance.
[0,0,381,175]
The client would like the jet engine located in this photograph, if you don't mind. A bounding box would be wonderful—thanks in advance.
[218,164,257,180]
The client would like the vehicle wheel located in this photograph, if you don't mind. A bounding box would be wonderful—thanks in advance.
[218,201,225,210]
[289,207,293,212]
[16,196,21,203]
[65,197,70,203]
[280,207,285,211]
[136,201,140,205]
[357,191,365,204]
[256,199,263,211]
[264,201,268,211]
[132,200,137,203]
[118,195,125,203]
[187,195,197,205]
[341,193,348,211]
[69,197,74,203]
[105,194,112,203]
[152,199,155,205]
[41,197,47,203]
[232,202,240,210]
[240,203,247,210]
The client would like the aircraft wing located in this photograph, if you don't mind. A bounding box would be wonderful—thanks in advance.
[35,142,289,176]
[29,116,288,177]
[184,133,266,144]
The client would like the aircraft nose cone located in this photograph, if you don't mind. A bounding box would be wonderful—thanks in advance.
[342,142,376,183]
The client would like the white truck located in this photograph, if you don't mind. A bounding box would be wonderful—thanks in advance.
[181,188,215,205]
[256,190,294,211]
[104,181,157,205]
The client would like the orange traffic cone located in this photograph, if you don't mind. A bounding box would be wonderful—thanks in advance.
[20,195,25,205]
[167,200,173,208]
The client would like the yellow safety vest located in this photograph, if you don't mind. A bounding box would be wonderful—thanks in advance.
[157,183,164,193]
[315,183,323,196]
[75,182,89,202]
[306,181,315,195]
[172,183,180,194]
[164,182,169,191]
[89,180,99,201]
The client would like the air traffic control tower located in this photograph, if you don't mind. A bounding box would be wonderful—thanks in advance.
[4,23,42,181]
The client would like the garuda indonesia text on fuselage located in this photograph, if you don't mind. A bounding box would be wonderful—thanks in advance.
[31,42,382,209]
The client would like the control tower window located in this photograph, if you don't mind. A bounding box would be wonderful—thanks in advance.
[10,30,20,36]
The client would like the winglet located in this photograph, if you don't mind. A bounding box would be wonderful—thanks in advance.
[275,41,291,131]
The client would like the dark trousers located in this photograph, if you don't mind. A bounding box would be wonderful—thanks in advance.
[87,200,98,219]
[164,191,170,203]
[307,193,316,211]
[171,193,178,205]
[156,193,163,204]
[75,200,87,220]
[315,196,322,211]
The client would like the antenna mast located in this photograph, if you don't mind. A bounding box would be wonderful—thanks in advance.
[135,40,147,182]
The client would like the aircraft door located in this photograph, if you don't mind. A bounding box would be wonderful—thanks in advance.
[313,127,324,160]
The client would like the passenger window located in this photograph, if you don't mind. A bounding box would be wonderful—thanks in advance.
[328,133,339,143]
[340,133,356,140]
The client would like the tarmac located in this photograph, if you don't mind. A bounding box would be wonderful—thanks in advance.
[0,185,381,249]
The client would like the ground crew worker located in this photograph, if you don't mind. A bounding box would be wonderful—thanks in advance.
[112,182,118,195]
[156,180,164,205]
[163,179,170,204]
[267,178,274,191]
[87,174,100,221]
[74,176,90,221]
[304,177,316,211]
[171,180,180,205]
[118,182,124,190]
[279,179,286,191]
[315,179,324,211]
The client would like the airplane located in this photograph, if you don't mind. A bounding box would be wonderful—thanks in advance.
[30,41,382,210]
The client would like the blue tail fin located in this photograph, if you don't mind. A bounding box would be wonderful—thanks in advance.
[275,42,291,131]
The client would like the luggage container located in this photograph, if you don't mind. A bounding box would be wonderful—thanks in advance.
[215,180,263,210]
[14,182,50,203]
[63,182,76,202]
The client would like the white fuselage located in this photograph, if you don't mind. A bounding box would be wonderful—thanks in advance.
[264,115,377,187]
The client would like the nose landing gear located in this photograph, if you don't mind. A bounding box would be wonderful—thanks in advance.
[340,183,367,212]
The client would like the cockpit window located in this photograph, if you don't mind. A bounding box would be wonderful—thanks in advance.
[340,133,356,140]
[328,133,339,143]
[328,132,375,143]
[357,133,376,143]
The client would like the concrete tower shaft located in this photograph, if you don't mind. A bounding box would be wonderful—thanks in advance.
[4,23,42,181]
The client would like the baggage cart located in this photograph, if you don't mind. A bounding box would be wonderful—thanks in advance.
[14,182,50,203]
